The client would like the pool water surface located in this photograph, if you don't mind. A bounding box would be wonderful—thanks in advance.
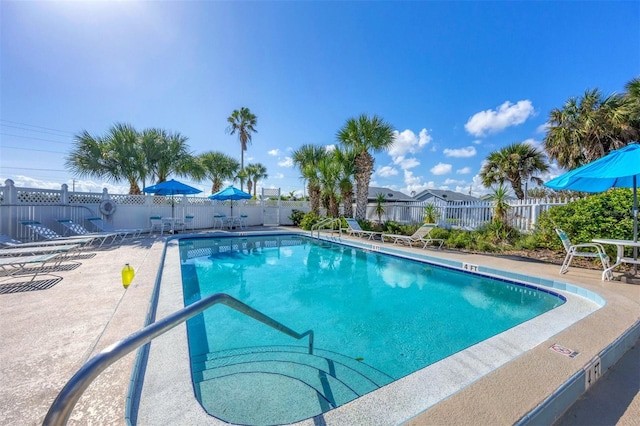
[178,235,565,424]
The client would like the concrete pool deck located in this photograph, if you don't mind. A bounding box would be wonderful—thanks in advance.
[0,227,638,425]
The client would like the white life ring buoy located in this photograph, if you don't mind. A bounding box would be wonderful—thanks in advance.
[99,199,117,216]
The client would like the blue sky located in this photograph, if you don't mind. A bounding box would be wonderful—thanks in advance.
[1,1,639,197]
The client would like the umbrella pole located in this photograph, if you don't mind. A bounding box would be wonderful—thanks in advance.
[634,177,638,274]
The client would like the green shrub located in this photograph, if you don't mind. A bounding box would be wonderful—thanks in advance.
[300,212,322,230]
[289,209,306,227]
[536,189,633,254]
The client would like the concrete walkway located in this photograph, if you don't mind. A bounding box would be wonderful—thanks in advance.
[0,229,638,425]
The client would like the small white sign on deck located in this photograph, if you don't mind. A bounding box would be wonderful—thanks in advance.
[550,343,580,358]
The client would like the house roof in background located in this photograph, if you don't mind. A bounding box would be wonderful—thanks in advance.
[367,186,414,202]
[414,189,480,202]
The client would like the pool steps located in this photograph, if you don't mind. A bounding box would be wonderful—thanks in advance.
[190,345,394,424]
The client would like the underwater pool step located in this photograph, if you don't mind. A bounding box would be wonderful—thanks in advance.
[191,345,395,425]
[192,344,394,386]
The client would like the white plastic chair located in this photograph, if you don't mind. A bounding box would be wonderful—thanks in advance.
[556,229,612,279]
[213,214,226,230]
[150,216,171,235]
[184,215,195,231]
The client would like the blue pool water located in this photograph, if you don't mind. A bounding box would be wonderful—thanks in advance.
[179,235,565,425]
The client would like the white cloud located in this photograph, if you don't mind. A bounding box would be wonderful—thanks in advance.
[430,163,452,175]
[389,128,432,158]
[536,122,550,134]
[377,166,398,177]
[443,146,477,158]
[273,172,284,179]
[444,178,465,185]
[403,170,421,186]
[392,156,420,169]
[457,167,471,174]
[472,139,482,145]
[278,157,294,167]
[465,100,535,137]
[268,149,280,156]
[522,137,544,151]
[324,144,336,152]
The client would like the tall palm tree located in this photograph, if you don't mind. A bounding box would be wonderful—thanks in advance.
[480,142,549,200]
[66,123,145,194]
[227,107,257,191]
[544,88,633,169]
[334,147,357,218]
[245,163,268,197]
[317,154,341,217]
[292,144,326,215]
[197,151,240,194]
[336,114,394,220]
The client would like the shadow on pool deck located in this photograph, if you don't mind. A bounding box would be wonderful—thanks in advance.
[0,228,638,425]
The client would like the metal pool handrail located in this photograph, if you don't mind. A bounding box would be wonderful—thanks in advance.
[310,217,342,239]
[43,293,314,426]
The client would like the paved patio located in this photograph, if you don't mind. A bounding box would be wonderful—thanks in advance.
[0,228,638,425]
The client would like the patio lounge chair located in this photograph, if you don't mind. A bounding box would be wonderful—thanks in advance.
[56,219,120,247]
[382,224,445,249]
[0,233,93,249]
[20,220,110,248]
[556,229,612,279]
[343,218,383,240]
[0,253,62,283]
[0,243,81,260]
[213,214,226,230]
[86,217,147,238]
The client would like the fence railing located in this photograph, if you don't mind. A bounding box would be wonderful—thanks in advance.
[1,179,578,240]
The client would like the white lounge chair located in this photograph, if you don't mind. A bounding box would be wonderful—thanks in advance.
[57,219,120,247]
[213,214,226,230]
[0,253,62,283]
[556,229,612,279]
[20,220,111,248]
[382,224,445,249]
[343,218,383,240]
[0,244,81,260]
[0,233,92,249]
[86,217,146,238]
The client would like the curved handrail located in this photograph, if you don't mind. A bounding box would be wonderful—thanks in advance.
[310,218,342,239]
[43,293,314,426]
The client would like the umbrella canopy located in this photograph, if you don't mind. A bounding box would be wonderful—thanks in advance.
[142,179,202,196]
[142,179,202,217]
[209,186,251,216]
[544,143,640,242]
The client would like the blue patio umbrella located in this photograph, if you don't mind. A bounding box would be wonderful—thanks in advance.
[544,143,640,244]
[208,185,252,216]
[142,179,202,217]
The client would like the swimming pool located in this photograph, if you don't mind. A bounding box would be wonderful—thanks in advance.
[134,231,603,425]
[178,235,565,424]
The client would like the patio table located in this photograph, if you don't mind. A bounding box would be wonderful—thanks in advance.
[591,238,640,280]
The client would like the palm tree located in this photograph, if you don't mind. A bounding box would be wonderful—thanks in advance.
[336,114,395,220]
[374,193,386,223]
[66,123,145,194]
[544,88,633,169]
[292,144,326,215]
[487,184,511,224]
[148,130,195,184]
[480,142,549,200]
[227,107,257,191]
[245,163,268,197]
[334,147,357,218]
[197,151,240,194]
[317,154,341,217]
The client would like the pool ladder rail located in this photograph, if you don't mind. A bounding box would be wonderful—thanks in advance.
[43,293,314,426]
[310,217,343,240]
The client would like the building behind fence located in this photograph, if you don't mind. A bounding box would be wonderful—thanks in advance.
[0,179,577,241]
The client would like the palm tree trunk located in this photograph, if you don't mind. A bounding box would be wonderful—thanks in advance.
[354,151,374,220]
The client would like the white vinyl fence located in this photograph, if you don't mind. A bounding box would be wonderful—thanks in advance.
[0,179,578,241]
